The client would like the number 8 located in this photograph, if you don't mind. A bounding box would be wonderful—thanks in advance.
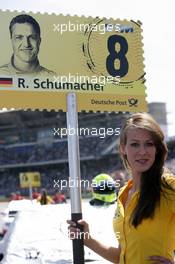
[106,35,129,77]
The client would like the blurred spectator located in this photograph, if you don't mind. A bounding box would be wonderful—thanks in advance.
[53,191,67,204]
[37,189,54,205]
[10,191,24,201]
[32,188,40,199]
[10,192,17,201]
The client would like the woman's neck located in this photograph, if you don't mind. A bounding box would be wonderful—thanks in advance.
[131,172,141,191]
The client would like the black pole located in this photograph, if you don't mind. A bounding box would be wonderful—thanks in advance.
[72,213,84,264]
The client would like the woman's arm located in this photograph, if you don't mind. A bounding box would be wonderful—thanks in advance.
[67,219,120,264]
[85,236,121,263]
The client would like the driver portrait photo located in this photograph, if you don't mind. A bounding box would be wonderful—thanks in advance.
[0,14,55,77]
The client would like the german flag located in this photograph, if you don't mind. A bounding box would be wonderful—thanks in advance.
[0,77,13,87]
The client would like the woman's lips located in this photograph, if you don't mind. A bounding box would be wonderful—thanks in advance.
[136,159,149,164]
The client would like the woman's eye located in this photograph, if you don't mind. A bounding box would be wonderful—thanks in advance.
[131,143,139,147]
[146,142,154,147]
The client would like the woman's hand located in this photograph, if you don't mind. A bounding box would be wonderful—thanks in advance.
[67,219,121,263]
[147,255,174,263]
[67,219,91,246]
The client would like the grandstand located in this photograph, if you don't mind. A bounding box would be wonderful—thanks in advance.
[0,108,174,198]
[0,110,126,197]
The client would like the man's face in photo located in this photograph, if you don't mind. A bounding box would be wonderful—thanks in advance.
[11,22,41,63]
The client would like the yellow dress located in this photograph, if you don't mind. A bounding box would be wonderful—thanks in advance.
[113,173,175,264]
